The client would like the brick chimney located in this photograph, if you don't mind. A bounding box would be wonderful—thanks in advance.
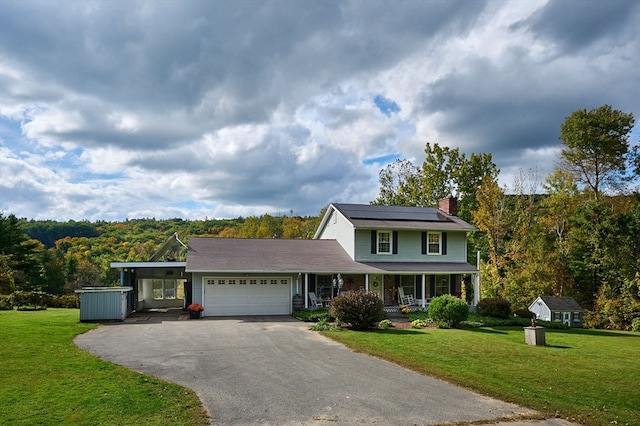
[438,196,458,216]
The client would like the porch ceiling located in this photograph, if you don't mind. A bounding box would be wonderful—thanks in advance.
[359,262,478,274]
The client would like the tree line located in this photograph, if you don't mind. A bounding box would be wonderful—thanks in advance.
[374,104,639,329]
[0,214,320,295]
[1,104,638,329]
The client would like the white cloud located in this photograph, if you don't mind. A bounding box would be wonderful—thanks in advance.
[0,0,638,220]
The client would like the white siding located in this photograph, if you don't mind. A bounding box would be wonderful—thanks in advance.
[315,208,356,259]
[529,297,552,321]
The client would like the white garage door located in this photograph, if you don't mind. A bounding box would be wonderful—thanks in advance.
[203,277,291,316]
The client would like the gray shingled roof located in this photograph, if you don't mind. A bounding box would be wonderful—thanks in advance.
[332,203,476,231]
[186,237,378,273]
[185,237,477,274]
[539,296,583,311]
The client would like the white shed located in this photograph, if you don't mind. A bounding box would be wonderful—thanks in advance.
[528,296,583,327]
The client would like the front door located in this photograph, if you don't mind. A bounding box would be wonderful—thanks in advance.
[562,312,571,326]
[369,274,384,301]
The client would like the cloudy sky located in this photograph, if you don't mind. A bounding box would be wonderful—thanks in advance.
[1,0,639,221]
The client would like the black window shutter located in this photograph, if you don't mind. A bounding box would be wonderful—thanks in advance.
[371,230,377,254]
[442,232,447,255]
[392,231,398,254]
[429,275,436,298]
[415,275,423,299]
[421,232,427,254]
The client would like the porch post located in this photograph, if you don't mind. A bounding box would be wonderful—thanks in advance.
[474,250,481,306]
[421,274,426,308]
[304,273,309,308]
[365,274,369,291]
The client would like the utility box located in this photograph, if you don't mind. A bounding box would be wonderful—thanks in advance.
[75,287,133,321]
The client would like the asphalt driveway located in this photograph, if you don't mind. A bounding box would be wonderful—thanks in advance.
[74,312,556,425]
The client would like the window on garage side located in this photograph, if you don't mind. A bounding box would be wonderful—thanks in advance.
[152,279,177,300]
[152,280,163,299]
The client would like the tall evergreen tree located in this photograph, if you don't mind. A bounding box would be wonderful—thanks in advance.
[0,213,41,292]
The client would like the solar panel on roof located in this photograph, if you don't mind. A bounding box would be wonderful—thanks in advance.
[336,204,451,222]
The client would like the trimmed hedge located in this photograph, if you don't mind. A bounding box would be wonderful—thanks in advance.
[6,291,80,309]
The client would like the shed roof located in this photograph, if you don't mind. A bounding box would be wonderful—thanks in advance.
[538,296,583,311]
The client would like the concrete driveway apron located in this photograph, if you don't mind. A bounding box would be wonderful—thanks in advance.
[75,314,539,425]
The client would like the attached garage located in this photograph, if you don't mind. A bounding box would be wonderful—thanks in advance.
[186,237,368,316]
[203,276,291,316]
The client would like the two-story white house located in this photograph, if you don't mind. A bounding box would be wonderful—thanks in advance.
[112,198,479,317]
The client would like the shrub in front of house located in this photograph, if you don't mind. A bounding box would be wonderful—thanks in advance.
[309,318,339,331]
[477,297,511,319]
[378,319,393,329]
[428,294,469,328]
[292,307,334,322]
[330,290,385,330]
[411,319,428,329]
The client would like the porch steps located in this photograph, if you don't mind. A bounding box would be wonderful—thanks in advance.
[383,305,428,313]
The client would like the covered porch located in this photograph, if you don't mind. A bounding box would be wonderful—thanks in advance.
[300,262,479,310]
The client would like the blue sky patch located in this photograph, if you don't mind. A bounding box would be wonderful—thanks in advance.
[363,153,400,166]
[373,95,400,117]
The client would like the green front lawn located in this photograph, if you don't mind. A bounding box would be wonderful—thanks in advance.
[0,309,209,425]
[323,325,639,425]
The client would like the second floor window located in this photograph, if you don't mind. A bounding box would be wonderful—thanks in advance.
[378,231,391,254]
[428,232,441,254]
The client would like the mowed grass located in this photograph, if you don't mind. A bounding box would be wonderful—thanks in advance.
[0,309,209,426]
[323,326,640,425]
